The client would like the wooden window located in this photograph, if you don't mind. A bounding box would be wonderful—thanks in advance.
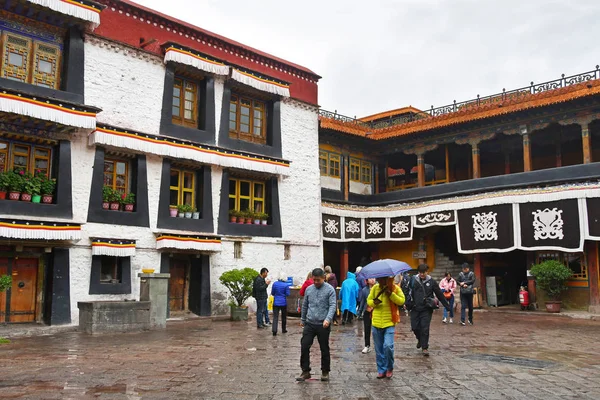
[228,178,266,213]
[11,144,30,172]
[319,151,328,176]
[100,256,123,284]
[0,141,8,173]
[350,158,361,182]
[0,32,61,89]
[33,148,51,177]
[535,252,588,281]
[328,154,340,177]
[0,141,53,175]
[103,159,129,194]
[229,93,267,144]
[169,168,196,207]
[361,161,372,184]
[172,77,199,128]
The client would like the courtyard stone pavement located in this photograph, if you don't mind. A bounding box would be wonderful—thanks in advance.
[1,311,600,399]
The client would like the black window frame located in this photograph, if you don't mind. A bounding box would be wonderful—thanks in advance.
[89,255,131,295]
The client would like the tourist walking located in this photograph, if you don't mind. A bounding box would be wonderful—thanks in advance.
[297,268,337,382]
[340,271,360,325]
[324,266,339,325]
[410,264,450,356]
[367,276,405,378]
[252,268,270,330]
[439,272,457,324]
[271,272,290,336]
[357,278,375,353]
[457,263,476,326]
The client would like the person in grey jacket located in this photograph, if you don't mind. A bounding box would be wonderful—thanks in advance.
[297,268,337,382]
[457,263,476,326]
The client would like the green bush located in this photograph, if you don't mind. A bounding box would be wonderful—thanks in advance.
[219,268,258,307]
[530,260,572,301]
[0,275,11,292]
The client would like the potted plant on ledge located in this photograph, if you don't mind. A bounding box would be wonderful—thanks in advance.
[30,174,42,203]
[108,188,121,211]
[169,206,178,218]
[121,192,135,212]
[20,172,35,202]
[0,171,8,200]
[219,267,257,321]
[229,209,239,223]
[244,209,254,225]
[40,174,56,204]
[7,171,22,201]
[530,260,572,313]
[258,212,269,225]
[102,186,111,209]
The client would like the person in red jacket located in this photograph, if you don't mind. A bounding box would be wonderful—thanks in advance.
[300,271,314,297]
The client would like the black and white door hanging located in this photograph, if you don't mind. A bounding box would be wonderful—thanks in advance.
[456,204,515,253]
[344,217,362,241]
[518,199,583,252]
[585,198,600,240]
[389,217,413,240]
[364,218,386,241]
[322,214,341,240]
[414,211,455,228]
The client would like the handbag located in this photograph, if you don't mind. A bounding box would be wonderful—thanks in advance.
[425,296,439,310]
[444,290,453,300]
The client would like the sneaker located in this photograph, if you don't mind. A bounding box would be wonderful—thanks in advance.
[265,322,272,326]
[282,330,288,333]
[361,346,371,354]
[385,370,393,379]
[376,373,385,379]
[442,318,447,324]
[423,349,429,357]
[321,372,329,381]
[257,325,266,329]
[416,341,421,349]
[296,371,311,381]
[449,318,454,324]
[468,320,473,325]
[460,321,466,326]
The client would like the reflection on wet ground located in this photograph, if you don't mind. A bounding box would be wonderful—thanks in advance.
[1,312,600,399]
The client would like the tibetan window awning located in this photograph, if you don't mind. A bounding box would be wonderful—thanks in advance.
[0,90,98,129]
[90,125,291,176]
[27,0,102,28]
[231,69,290,97]
[156,234,221,252]
[164,45,230,76]
[0,219,81,241]
[414,211,455,228]
[91,238,136,257]
[456,205,516,254]
[321,214,413,242]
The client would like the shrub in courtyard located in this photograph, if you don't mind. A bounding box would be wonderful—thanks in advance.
[530,260,572,301]
[219,267,258,307]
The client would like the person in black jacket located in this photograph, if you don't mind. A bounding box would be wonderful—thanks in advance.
[457,263,476,326]
[410,264,450,356]
[252,268,270,329]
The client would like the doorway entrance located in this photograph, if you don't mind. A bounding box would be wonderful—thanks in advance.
[168,259,190,312]
[0,257,40,323]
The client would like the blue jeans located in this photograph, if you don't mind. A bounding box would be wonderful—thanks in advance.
[372,326,395,374]
[256,299,267,327]
[443,294,455,319]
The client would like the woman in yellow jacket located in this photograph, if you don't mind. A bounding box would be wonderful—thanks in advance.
[367,276,405,379]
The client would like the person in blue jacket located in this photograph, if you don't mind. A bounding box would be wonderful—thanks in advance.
[271,271,290,336]
[339,271,360,325]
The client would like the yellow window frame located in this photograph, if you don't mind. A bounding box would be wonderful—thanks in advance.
[328,153,341,177]
[319,151,328,176]
[228,178,266,212]
[170,168,196,207]
[0,141,8,172]
[229,93,267,144]
[361,161,372,184]
[104,158,129,194]
[172,77,198,128]
[11,143,31,172]
[33,148,51,177]
[349,158,361,182]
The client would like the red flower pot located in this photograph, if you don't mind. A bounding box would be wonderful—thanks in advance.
[237,217,245,224]
[230,216,237,223]
[245,219,252,225]
[110,202,120,211]
[545,301,562,313]
[8,192,20,201]
[21,193,32,202]
[124,204,134,212]
[0,191,6,200]
[102,201,109,209]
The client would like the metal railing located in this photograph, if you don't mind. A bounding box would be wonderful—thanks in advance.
[319,66,600,130]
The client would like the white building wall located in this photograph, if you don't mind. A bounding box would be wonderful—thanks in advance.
[350,181,372,195]
[320,176,341,191]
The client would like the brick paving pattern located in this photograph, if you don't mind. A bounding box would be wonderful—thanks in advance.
[1,312,600,399]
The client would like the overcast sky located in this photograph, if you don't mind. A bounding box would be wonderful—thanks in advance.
[137,0,600,118]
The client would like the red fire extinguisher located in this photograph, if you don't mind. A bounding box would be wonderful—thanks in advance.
[519,286,530,311]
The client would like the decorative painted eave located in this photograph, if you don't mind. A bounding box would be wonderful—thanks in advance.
[0,89,99,129]
[0,219,81,241]
[91,238,136,257]
[231,69,290,97]
[27,0,104,28]
[90,125,291,176]
[163,43,230,76]
[156,234,221,252]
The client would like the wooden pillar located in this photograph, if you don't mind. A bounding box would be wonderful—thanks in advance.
[582,122,592,164]
[556,138,562,168]
[471,142,480,179]
[418,236,426,266]
[504,151,510,174]
[587,242,600,312]
[374,164,379,194]
[343,154,349,201]
[417,153,425,187]
[445,144,450,183]
[340,243,349,284]
[473,254,485,307]
[523,134,532,172]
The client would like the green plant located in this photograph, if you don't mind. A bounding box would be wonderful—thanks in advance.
[229,209,240,218]
[0,274,11,293]
[39,174,56,195]
[177,204,193,213]
[23,174,41,195]
[219,267,258,307]
[0,171,9,191]
[103,187,121,202]
[244,208,256,220]
[6,170,23,192]
[530,260,572,301]
[121,192,135,204]
[256,212,269,220]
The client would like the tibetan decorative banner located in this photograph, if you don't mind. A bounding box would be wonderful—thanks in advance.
[364,218,386,241]
[322,214,341,241]
[91,238,136,257]
[164,45,230,75]
[0,219,81,241]
[389,217,412,240]
[344,217,362,241]
[414,211,455,229]
[27,0,102,28]
[91,125,290,176]
[231,69,291,97]
[156,234,221,252]
[585,198,600,240]
[0,91,97,129]
[456,205,515,254]
[518,199,583,252]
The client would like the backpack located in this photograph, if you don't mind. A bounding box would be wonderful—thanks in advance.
[411,276,438,310]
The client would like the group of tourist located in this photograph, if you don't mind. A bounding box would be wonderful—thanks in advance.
[251,262,476,381]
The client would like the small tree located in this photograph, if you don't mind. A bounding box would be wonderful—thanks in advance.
[0,275,10,293]
[530,260,572,301]
[219,268,258,307]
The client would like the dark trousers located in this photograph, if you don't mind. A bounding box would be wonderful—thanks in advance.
[461,293,474,323]
[272,305,287,333]
[256,299,267,327]
[342,310,354,323]
[411,308,433,350]
[363,310,372,347]
[300,322,331,373]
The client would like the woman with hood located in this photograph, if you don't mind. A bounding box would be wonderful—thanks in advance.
[339,271,360,325]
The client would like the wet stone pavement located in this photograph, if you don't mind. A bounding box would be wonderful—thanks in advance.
[1,311,600,399]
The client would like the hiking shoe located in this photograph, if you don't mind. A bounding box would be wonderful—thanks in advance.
[423,349,430,357]
[385,370,393,379]
[442,318,447,324]
[449,318,454,324]
[376,373,385,379]
[296,371,311,381]
[416,341,421,349]
[362,346,371,354]
[321,372,329,381]
[460,321,466,326]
